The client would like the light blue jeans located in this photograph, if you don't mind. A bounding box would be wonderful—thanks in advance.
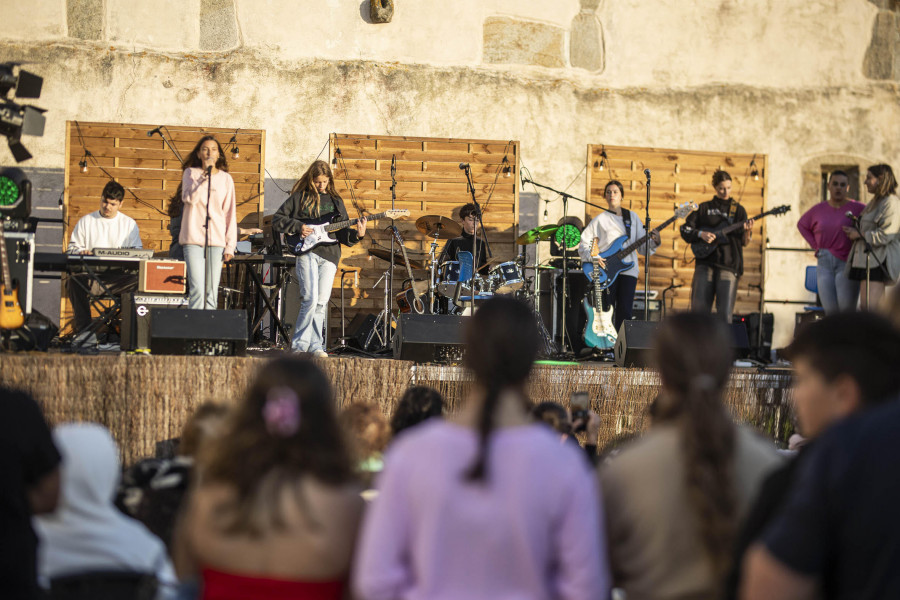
[816,249,859,314]
[292,252,337,352]
[183,244,224,310]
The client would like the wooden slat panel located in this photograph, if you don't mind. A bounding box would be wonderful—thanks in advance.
[62,121,265,334]
[587,144,767,317]
[322,134,518,340]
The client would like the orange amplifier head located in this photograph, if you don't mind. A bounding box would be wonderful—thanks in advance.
[139,260,186,294]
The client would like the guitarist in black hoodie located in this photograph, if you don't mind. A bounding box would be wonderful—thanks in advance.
[680,170,753,323]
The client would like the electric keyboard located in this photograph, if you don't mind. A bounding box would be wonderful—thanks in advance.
[34,252,147,272]
[93,248,155,259]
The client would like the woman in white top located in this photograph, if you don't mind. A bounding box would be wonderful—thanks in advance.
[578,180,660,332]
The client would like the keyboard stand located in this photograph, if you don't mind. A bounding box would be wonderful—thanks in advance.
[67,256,134,349]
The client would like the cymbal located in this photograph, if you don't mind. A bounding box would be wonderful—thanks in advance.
[515,225,560,245]
[367,247,425,270]
[416,215,462,239]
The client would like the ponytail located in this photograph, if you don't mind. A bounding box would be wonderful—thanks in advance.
[465,382,503,482]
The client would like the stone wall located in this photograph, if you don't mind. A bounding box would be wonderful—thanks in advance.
[2,0,899,347]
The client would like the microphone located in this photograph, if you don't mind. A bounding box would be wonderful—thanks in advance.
[845,210,858,222]
[205,165,213,178]
[644,169,651,179]
[391,154,396,176]
[146,126,162,137]
[458,163,469,170]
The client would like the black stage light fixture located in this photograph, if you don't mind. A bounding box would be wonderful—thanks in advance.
[0,64,45,163]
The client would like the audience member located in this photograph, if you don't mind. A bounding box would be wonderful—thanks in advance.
[725,312,900,598]
[390,385,444,436]
[843,163,900,310]
[0,388,61,600]
[339,403,391,490]
[354,297,610,600]
[34,423,175,596]
[173,357,363,600]
[741,314,900,600]
[531,399,602,464]
[599,312,780,599]
[117,402,229,551]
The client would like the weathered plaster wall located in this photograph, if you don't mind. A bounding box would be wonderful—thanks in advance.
[1,0,898,346]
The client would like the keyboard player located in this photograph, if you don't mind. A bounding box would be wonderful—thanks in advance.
[66,181,143,338]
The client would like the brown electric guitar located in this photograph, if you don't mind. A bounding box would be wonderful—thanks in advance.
[0,221,24,329]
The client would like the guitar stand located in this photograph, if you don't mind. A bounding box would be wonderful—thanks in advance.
[370,267,397,354]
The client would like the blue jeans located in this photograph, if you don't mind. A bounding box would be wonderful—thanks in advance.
[183,244,224,310]
[816,249,859,314]
[292,252,337,352]
[690,263,739,323]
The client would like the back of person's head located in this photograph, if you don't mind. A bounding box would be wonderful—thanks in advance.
[54,423,120,509]
[868,163,898,198]
[463,296,540,482]
[102,180,125,202]
[179,402,229,458]
[391,386,444,436]
[339,404,391,465]
[786,312,900,407]
[653,312,737,581]
[531,401,571,436]
[200,356,355,534]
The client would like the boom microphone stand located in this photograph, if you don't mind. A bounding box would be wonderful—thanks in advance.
[204,165,212,309]
[384,154,397,347]
[460,163,492,315]
[642,169,651,321]
[520,175,609,355]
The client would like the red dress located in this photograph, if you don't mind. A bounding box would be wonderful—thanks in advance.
[201,568,344,600]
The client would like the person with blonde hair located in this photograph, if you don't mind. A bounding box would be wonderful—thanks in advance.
[599,312,780,599]
[174,357,363,599]
[272,160,366,356]
[843,163,900,310]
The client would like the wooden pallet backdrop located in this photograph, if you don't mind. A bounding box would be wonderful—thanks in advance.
[62,121,265,332]
[585,145,768,315]
[325,134,519,340]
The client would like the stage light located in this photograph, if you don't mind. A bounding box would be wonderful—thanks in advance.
[0,63,46,163]
[231,146,240,159]
[0,167,32,219]
[750,159,760,181]
[79,158,88,173]
[555,223,581,249]
[228,134,239,160]
[502,156,511,178]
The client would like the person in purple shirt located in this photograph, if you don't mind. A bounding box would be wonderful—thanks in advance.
[796,170,865,314]
[353,297,610,600]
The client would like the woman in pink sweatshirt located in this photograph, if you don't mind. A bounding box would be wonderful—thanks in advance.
[179,136,237,310]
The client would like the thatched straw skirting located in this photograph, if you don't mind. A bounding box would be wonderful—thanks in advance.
[0,355,793,465]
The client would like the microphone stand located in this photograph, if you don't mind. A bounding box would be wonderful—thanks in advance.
[462,164,491,315]
[643,171,651,321]
[849,216,885,310]
[150,127,185,164]
[204,165,212,309]
[520,175,610,356]
[385,155,397,346]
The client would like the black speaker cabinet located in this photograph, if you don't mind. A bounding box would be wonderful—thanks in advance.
[730,321,751,360]
[393,314,466,363]
[150,308,248,356]
[121,293,190,351]
[614,321,659,368]
[346,312,379,350]
[734,312,774,363]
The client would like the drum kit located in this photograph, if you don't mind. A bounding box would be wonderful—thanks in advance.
[365,214,568,317]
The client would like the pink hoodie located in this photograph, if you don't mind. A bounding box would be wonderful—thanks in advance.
[179,167,237,255]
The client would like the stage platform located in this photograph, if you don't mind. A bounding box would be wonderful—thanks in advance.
[0,353,796,465]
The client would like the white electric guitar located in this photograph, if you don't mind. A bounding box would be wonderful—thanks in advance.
[285,209,410,255]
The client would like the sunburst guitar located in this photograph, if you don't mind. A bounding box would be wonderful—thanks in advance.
[0,221,24,329]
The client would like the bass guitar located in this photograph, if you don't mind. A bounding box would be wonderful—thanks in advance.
[583,202,697,291]
[582,238,617,350]
[285,209,410,255]
[690,205,791,260]
[391,226,427,314]
[0,221,24,329]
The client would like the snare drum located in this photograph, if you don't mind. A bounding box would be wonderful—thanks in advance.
[490,261,524,294]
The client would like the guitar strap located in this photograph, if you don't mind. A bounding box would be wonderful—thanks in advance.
[726,199,738,224]
[621,210,632,240]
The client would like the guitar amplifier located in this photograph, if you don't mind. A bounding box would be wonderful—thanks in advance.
[121,293,189,351]
[139,260,186,294]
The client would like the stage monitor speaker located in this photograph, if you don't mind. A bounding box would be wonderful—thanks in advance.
[733,313,772,362]
[121,293,190,351]
[150,308,248,356]
[346,312,379,350]
[614,321,659,368]
[393,314,466,363]
[731,321,750,360]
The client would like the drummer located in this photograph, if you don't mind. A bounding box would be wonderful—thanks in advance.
[438,203,489,269]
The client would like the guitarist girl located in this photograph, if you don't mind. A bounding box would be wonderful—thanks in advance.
[578,180,660,332]
[679,170,753,323]
[272,160,367,356]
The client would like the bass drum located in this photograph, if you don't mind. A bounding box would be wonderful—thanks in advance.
[490,261,524,295]
[437,261,473,297]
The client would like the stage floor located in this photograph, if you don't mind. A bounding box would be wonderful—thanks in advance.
[0,353,795,465]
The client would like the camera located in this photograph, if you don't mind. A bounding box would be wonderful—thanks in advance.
[570,391,590,433]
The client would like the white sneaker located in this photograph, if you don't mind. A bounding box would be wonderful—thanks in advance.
[313,349,328,358]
